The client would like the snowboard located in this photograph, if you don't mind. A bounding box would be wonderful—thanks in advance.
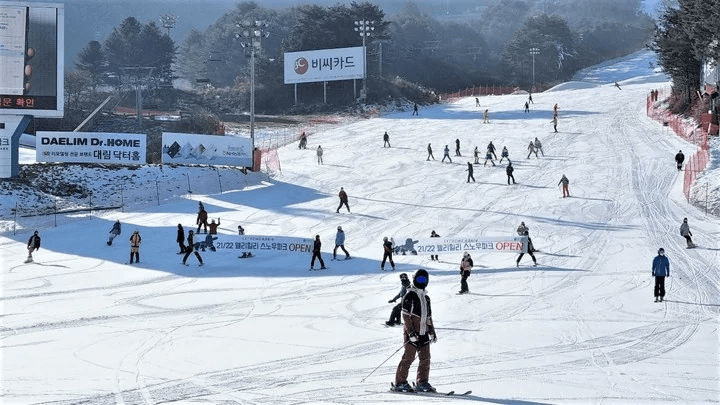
[309,267,328,271]
[686,244,697,249]
[238,253,254,258]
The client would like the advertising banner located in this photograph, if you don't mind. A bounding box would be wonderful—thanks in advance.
[35,132,146,164]
[162,133,252,167]
[212,235,314,255]
[284,46,364,84]
[395,236,528,256]
[0,131,10,178]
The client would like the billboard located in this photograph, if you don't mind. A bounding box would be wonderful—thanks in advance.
[0,2,64,118]
[35,132,146,164]
[398,236,529,256]
[162,132,252,167]
[284,46,364,84]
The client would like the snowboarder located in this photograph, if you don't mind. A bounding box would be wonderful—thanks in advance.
[237,225,252,258]
[534,137,544,156]
[386,273,410,326]
[441,145,452,163]
[484,147,496,166]
[107,220,121,246]
[129,230,141,264]
[473,146,479,164]
[298,131,307,149]
[524,101,530,113]
[310,235,326,270]
[652,248,669,302]
[499,146,510,164]
[455,139,461,156]
[459,252,473,294]
[426,143,435,161]
[333,226,351,260]
[336,187,350,213]
[183,230,203,266]
[506,163,516,185]
[466,162,475,182]
[475,97,480,107]
[317,145,324,165]
[483,109,490,123]
[412,103,419,116]
[516,222,537,266]
[196,207,208,234]
[207,218,221,235]
[675,150,685,171]
[430,231,440,261]
[393,269,437,393]
[383,131,391,147]
[381,236,395,271]
[527,141,538,159]
[551,116,558,133]
[176,224,186,254]
[487,141,497,159]
[680,218,695,248]
[558,174,570,198]
[26,230,41,262]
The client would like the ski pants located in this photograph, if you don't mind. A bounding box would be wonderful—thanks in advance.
[108,232,119,244]
[333,244,349,258]
[683,234,693,246]
[516,251,536,265]
[381,252,394,269]
[311,251,325,268]
[178,240,187,253]
[389,303,402,324]
[427,152,435,160]
[442,153,451,163]
[460,270,471,292]
[467,173,475,182]
[337,201,350,213]
[654,276,666,298]
[130,251,139,263]
[562,184,570,197]
[507,174,516,184]
[183,248,202,264]
[396,316,431,385]
[197,221,208,234]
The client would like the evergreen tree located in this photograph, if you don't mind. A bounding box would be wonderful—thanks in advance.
[75,40,104,89]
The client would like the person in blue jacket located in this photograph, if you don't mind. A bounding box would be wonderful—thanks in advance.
[652,248,670,302]
[333,226,350,260]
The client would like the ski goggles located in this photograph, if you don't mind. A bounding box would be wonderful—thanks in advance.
[415,275,428,284]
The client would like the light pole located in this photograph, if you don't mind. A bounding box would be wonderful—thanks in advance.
[236,21,269,170]
[530,47,540,91]
[354,20,374,100]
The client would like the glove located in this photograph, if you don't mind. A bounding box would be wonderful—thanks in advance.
[408,333,419,346]
[388,299,395,303]
[428,333,437,344]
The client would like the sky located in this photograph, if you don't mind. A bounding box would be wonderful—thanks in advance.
[1,50,718,404]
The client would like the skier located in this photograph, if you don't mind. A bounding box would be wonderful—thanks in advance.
[558,174,570,198]
[386,273,410,326]
[412,103,419,116]
[237,225,252,258]
[383,131,391,147]
[196,207,208,234]
[298,131,307,149]
[317,145,324,165]
[107,220,121,246]
[473,146,479,164]
[516,222,537,266]
[483,109,490,123]
[506,163,516,185]
[381,236,396,271]
[487,141,497,159]
[183,230,204,266]
[310,235,327,270]
[484,147,496,166]
[652,248,669,302]
[393,269,437,393]
[426,143,435,161]
[528,93,533,104]
[524,101,530,113]
[336,187,350,213]
[680,218,695,248]
[129,230,141,264]
[675,150,685,171]
[455,139,461,156]
[26,230,41,263]
[207,218,221,235]
[534,137,544,156]
[553,103,559,117]
[176,224,186,254]
[499,146,510,164]
[459,252,473,294]
[551,116,558,133]
[465,162,475,183]
[475,97,480,107]
[333,226,351,260]
[527,141,538,159]
[430,230,440,261]
[441,145,452,163]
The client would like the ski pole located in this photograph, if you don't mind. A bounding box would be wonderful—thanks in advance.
[360,342,406,382]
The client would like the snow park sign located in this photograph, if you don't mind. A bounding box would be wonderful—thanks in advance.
[412,236,529,255]
[35,132,146,164]
[212,235,314,255]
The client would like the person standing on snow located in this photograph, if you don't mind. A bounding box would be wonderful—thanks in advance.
[383,131,391,148]
[393,269,437,393]
[558,174,570,198]
[487,141,497,159]
[386,273,411,326]
[441,145,452,163]
[459,252,473,294]
[499,146,510,164]
[473,146,479,164]
[26,230,41,262]
[652,248,669,302]
[455,139,461,156]
[553,103,559,117]
[506,163,516,185]
[427,143,435,161]
[534,137,544,156]
[516,222,537,267]
[237,225,252,258]
[183,230,203,266]
[298,132,307,149]
[333,226,351,260]
[475,97,480,107]
[196,207,209,234]
[528,93,533,104]
[466,162,476,182]
[381,236,396,271]
[107,220,121,246]
[310,235,327,270]
[176,224,186,254]
[430,230,440,261]
[129,230,141,264]
[527,141,538,159]
[484,146,496,166]
[336,187,350,213]
[680,218,695,248]
[483,109,490,123]
[524,101,530,113]
[316,145,324,165]
[551,115,558,133]
[207,218,221,235]
[412,103,419,116]
[675,150,685,171]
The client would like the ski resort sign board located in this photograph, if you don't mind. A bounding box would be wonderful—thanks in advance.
[161,132,252,167]
[35,132,146,164]
[284,46,364,84]
[212,235,314,255]
[407,236,529,255]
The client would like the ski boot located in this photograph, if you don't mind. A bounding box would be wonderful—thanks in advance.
[393,382,414,392]
[415,382,436,393]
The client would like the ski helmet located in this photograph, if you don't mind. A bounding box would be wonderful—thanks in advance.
[413,269,429,289]
[658,248,665,255]
[683,218,688,222]
[399,273,408,280]
[383,236,388,242]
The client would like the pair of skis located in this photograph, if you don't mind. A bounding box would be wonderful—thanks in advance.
[389,383,472,397]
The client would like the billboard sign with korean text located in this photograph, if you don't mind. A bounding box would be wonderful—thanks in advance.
[35,132,146,164]
[212,235,314,256]
[161,132,252,167]
[284,46,364,84]
[409,236,529,256]
[0,2,64,118]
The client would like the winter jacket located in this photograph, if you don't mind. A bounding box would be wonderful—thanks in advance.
[339,190,348,202]
[401,286,434,339]
[675,152,685,164]
[680,222,692,236]
[558,175,569,186]
[517,224,529,236]
[186,233,195,251]
[317,147,323,157]
[110,222,121,236]
[383,240,393,253]
[534,139,542,149]
[313,239,322,253]
[177,226,185,243]
[487,142,496,152]
[501,148,509,157]
[461,256,473,272]
[335,230,345,245]
[527,143,535,152]
[652,255,670,277]
[207,220,221,234]
[506,165,514,176]
[196,210,208,225]
[27,234,41,249]
[390,283,408,302]
[130,233,141,248]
